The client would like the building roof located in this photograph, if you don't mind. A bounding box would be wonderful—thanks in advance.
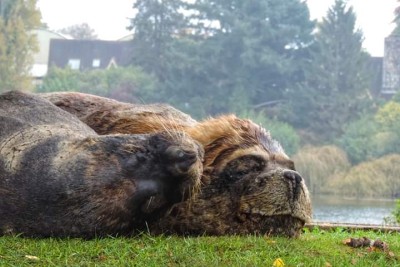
[48,39,133,70]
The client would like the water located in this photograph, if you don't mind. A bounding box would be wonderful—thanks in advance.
[312,196,397,225]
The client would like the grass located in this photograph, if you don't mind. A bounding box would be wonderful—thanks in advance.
[0,228,398,266]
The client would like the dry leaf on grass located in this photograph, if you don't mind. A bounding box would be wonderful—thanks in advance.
[24,255,40,261]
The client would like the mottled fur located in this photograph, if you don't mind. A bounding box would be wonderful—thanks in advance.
[43,92,312,237]
[0,91,203,237]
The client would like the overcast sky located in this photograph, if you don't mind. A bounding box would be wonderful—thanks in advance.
[37,0,397,56]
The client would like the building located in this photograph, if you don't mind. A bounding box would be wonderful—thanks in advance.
[48,39,133,71]
[31,28,70,84]
[382,36,400,95]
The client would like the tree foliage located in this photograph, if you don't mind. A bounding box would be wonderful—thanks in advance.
[337,115,380,164]
[36,67,157,103]
[0,0,41,91]
[391,0,400,36]
[239,110,300,156]
[375,101,400,132]
[192,0,314,103]
[286,0,371,141]
[129,0,315,118]
[58,23,98,40]
[129,0,188,82]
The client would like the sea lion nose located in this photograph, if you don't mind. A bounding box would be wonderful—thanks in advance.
[283,170,302,184]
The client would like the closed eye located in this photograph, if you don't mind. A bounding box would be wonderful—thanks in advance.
[222,155,266,182]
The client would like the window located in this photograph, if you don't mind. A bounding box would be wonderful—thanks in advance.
[92,59,101,68]
[68,59,80,70]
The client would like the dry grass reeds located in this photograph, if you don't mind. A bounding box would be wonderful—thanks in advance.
[292,145,351,194]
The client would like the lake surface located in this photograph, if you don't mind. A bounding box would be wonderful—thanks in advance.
[312,196,397,225]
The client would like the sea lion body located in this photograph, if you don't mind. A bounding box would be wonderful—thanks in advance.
[0,91,203,237]
[43,92,312,237]
[42,92,196,135]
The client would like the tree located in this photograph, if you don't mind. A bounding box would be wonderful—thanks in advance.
[391,0,400,36]
[188,0,315,113]
[129,0,188,82]
[128,0,315,118]
[287,0,371,141]
[0,0,41,91]
[58,23,98,40]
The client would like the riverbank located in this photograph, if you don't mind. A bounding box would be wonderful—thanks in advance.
[0,229,398,266]
[312,195,397,225]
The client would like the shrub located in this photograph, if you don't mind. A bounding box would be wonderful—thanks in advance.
[36,66,158,104]
[239,110,300,156]
[393,199,400,223]
[338,113,400,164]
[337,115,378,164]
[328,154,400,198]
[292,145,351,195]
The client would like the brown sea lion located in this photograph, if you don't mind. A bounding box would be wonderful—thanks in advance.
[42,92,312,237]
[0,91,203,237]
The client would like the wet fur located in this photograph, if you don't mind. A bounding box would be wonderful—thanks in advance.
[0,91,203,237]
[43,92,312,237]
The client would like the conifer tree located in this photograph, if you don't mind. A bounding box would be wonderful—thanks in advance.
[288,0,371,141]
[129,0,188,82]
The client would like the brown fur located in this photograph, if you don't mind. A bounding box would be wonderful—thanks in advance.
[43,92,312,237]
[0,91,203,237]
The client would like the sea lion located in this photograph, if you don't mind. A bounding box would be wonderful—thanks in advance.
[0,91,203,237]
[42,92,312,237]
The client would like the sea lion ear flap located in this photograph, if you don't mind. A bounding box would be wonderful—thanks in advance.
[288,160,296,171]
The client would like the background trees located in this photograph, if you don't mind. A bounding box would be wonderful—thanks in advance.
[286,0,372,141]
[129,0,188,83]
[129,0,315,118]
[58,23,98,39]
[0,0,41,91]
[33,0,400,199]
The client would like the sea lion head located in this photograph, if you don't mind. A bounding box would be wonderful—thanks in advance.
[151,115,311,237]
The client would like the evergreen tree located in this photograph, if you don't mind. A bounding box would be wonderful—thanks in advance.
[391,0,400,36]
[287,0,371,141]
[0,0,41,91]
[129,0,188,82]
[189,0,315,111]
[128,0,314,118]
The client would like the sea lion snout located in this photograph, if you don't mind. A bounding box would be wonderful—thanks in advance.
[283,170,303,200]
[283,170,302,184]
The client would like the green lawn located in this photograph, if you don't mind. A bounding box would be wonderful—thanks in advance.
[0,228,398,266]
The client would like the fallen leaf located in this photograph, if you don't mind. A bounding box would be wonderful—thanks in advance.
[388,251,395,258]
[24,255,40,261]
[351,258,358,265]
[272,257,284,267]
[325,262,332,267]
[97,254,107,261]
[343,238,351,245]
